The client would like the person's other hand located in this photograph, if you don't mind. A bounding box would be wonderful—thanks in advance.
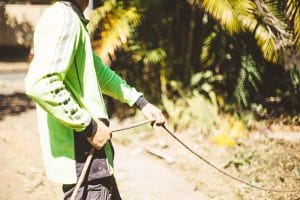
[141,103,166,126]
[87,120,112,150]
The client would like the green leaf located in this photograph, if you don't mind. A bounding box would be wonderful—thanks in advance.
[90,2,140,64]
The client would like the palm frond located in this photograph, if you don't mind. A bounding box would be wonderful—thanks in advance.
[143,48,166,65]
[254,0,292,61]
[241,14,279,63]
[200,30,230,66]
[191,0,292,63]
[234,55,262,107]
[192,0,255,34]
[91,4,140,64]
[287,0,300,53]
[87,0,116,36]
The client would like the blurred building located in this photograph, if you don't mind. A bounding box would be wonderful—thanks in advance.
[0,1,49,60]
[0,0,100,60]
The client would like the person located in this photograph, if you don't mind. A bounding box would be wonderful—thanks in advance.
[24,0,165,199]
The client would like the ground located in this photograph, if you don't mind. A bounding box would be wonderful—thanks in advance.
[0,62,299,200]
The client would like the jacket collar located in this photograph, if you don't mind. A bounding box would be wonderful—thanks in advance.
[59,1,89,26]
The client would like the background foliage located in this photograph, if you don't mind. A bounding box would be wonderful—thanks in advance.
[89,0,300,131]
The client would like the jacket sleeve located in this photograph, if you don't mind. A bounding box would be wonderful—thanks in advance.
[25,7,91,132]
[93,52,143,106]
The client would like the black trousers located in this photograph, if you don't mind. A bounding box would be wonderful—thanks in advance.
[62,176,122,200]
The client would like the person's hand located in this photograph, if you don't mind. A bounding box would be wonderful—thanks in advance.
[87,120,112,150]
[141,103,166,126]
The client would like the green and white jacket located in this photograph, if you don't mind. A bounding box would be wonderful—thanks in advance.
[25,1,143,184]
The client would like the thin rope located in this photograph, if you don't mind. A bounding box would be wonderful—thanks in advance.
[162,124,300,193]
[71,119,300,200]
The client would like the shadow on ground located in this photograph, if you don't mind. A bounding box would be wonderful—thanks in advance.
[0,92,35,120]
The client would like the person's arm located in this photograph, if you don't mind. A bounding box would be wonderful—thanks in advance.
[93,53,165,125]
[25,7,92,132]
[93,52,143,106]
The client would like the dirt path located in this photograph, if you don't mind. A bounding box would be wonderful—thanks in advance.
[114,144,208,199]
[0,64,208,199]
[1,110,299,200]
[0,110,62,200]
[0,110,208,199]
[1,64,299,200]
